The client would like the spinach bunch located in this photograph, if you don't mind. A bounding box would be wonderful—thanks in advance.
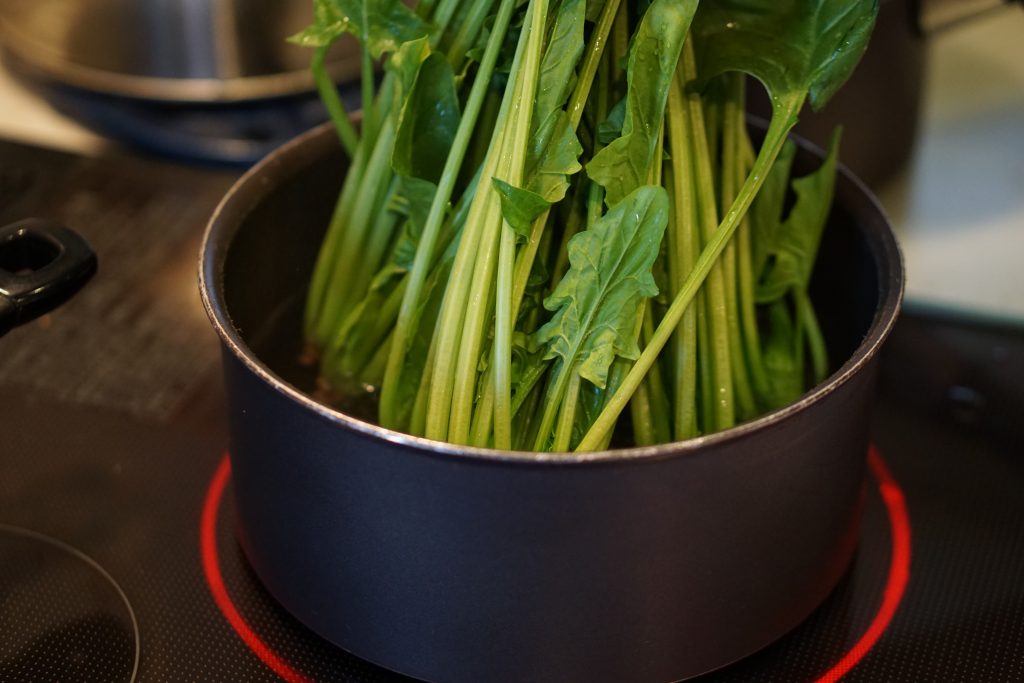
[294,0,877,452]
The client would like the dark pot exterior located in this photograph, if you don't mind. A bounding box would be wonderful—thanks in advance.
[200,123,903,682]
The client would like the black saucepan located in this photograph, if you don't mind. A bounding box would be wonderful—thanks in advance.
[199,122,903,683]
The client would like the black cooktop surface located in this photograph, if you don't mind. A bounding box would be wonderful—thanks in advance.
[1,139,1022,682]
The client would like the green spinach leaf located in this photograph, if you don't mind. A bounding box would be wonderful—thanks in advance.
[392,54,460,184]
[290,0,431,58]
[757,130,840,301]
[692,0,878,118]
[492,180,552,239]
[586,0,698,206]
[537,185,669,389]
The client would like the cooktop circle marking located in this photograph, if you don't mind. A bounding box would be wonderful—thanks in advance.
[201,447,912,682]
[0,524,141,683]
[199,456,314,683]
[812,446,912,683]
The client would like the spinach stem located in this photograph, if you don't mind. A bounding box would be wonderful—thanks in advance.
[732,91,770,405]
[379,0,520,428]
[568,0,622,130]
[304,137,367,344]
[446,0,499,73]
[484,0,611,447]
[346,179,402,311]
[312,45,360,157]
[315,120,397,344]
[361,330,392,385]
[636,303,672,445]
[428,0,463,38]
[492,0,548,448]
[470,373,496,448]
[409,334,437,435]
[457,0,620,447]
[696,293,714,432]
[532,361,564,450]
[424,0,535,442]
[493,240,517,448]
[610,0,629,85]
[665,71,699,440]
[577,96,803,452]
[632,125,671,445]
[360,2,377,148]
[796,289,829,384]
[552,373,582,452]
[681,41,734,433]
[508,0,618,324]
[720,74,755,419]
[452,0,546,445]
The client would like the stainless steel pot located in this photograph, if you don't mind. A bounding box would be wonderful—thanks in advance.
[199,122,904,682]
[0,0,360,103]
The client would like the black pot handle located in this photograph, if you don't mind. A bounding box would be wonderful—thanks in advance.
[0,218,97,337]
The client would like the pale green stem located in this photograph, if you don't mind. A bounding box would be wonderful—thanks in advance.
[720,76,756,420]
[610,0,629,85]
[466,0,617,447]
[681,41,734,432]
[335,277,408,378]
[795,289,829,384]
[346,180,401,312]
[360,17,377,149]
[427,0,462,36]
[424,0,535,441]
[304,76,397,347]
[312,45,360,157]
[493,224,518,449]
[552,373,582,452]
[567,0,622,129]
[361,329,392,386]
[696,293,713,433]
[446,0,500,73]
[314,120,397,343]
[532,361,567,451]
[460,0,547,446]
[577,101,802,452]
[304,137,367,344]
[409,334,438,436]
[630,302,671,446]
[723,240,755,419]
[733,103,770,403]
[666,74,699,440]
[630,382,656,446]
[470,373,497,447]
[379,0,520,428]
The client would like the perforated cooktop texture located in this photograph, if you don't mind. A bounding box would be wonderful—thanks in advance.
[1,139,1022,682]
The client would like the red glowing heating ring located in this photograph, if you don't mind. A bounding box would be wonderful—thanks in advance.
[200,446,911,683]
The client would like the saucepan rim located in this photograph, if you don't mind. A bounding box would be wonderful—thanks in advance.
[199,121,904,466]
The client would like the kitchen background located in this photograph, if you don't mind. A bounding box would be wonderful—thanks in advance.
[1,3,1022,683]
[1,4,1021,322]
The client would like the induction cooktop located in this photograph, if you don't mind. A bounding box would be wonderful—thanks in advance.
[1,138,1022,682]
